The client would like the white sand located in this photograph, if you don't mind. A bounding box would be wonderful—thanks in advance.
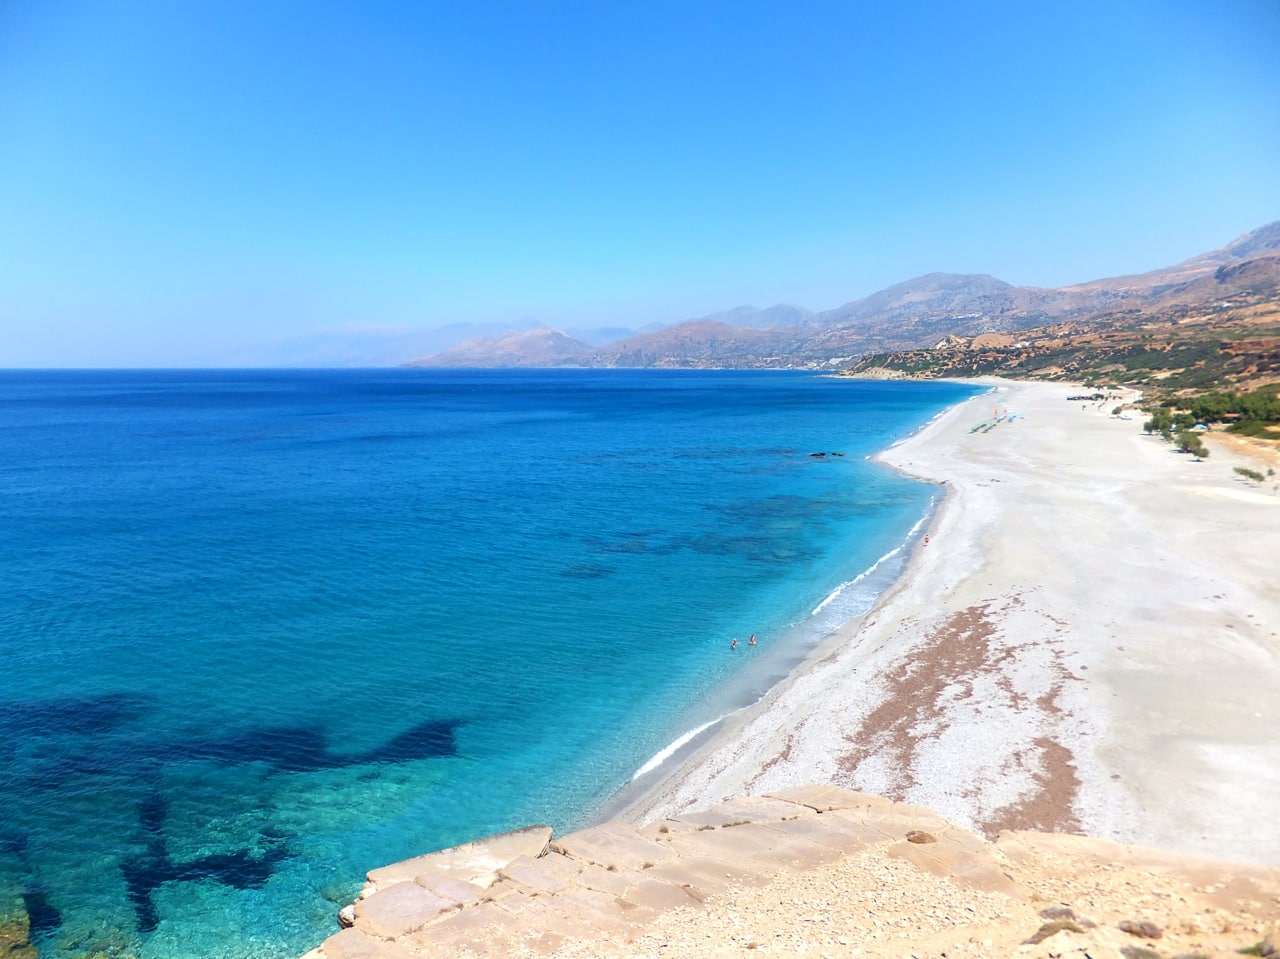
[621,379,1280,865]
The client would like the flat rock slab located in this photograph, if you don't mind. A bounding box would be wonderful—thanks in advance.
[354,882,458,940]
[497,851,581,896]
[766,784,899,813]
[641,854,771,899]
[398,901,522,955]
[412,875,488,908]
[315,927,416,959]
[670,820,834,870]
[757,808,891,851]
[312,786,1167,959]
[366,825,552,893]
[316,787,1000,958]
[549,820,675,870]
[570,861,646,898]
[887,831,1024,897]
[669,795,813,827]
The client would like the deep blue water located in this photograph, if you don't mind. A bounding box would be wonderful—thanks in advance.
[0,368,978,958]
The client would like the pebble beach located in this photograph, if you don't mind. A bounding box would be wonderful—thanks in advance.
[618,378,1280,866]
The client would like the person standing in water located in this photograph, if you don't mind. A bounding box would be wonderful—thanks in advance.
[730,638,738,650]
[748,634,757,646]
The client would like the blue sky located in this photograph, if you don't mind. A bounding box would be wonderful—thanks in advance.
[2,1,1278,366]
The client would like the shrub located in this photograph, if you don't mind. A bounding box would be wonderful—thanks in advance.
[1144,409,1174,434]
[1176,431,1209,458]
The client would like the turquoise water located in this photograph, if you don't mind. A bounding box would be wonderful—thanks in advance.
[0,369,978,958]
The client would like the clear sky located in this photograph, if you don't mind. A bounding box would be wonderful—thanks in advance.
[2,0,1278,366]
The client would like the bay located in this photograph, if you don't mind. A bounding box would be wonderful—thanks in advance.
[0,368,978,958]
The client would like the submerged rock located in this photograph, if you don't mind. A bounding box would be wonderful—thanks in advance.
[0,916,36,959]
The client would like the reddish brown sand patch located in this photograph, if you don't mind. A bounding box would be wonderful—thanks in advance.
[839,597,1081,837]
[839,602,1001,794]
[982,735,1082,835]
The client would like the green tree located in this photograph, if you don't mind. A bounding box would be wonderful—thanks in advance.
[1189,391,1237,422]
[1239,386,1280,423]
[1143,408,1174,434]
[1176,431,1209,458]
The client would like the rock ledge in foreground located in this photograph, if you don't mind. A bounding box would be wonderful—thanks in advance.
[301,786,1280,959]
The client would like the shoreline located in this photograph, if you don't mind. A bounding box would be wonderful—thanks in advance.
[611,378,1280,866]
[597,426,953,824]
[604,388,975,826]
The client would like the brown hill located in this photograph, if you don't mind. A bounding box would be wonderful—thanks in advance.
[1064,221,1280,295]
[404,221,1280,370]
[412,328,593,368]
[841,277,1280,394]
[581,320,798,369]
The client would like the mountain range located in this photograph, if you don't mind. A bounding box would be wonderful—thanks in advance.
[406,221,1280,370]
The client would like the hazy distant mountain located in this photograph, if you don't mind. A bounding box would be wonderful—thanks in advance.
[562,324,658,346]
[404,221,1280,370]
[405,307,810,367]
[701,304,815,329]
[214,322,538,368]
[575,321,799,369]
[216,319,651,368]
[419,328,594,368]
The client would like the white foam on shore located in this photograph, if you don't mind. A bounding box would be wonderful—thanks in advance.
[632,717,725,780]
[809,511,929,617]
[623,493,940,800]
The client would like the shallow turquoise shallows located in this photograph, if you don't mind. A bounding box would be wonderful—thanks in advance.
[0,368,979,958]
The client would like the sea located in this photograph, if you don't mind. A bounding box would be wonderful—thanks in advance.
[0,368,980,958]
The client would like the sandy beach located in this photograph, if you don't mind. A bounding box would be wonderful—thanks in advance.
[312,378,1280,959]
[620,379,1280,865]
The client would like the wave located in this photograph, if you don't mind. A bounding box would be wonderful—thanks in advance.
[809,505,932,617]
[629,496,939,788]
[631,716,724,780]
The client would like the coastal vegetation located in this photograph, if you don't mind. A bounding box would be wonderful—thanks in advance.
[1176,430,1209,459]
[843,288,1280,398]
[1136,385,1280,458]
[1140,410,1212,457]
[1234,466,1269,484]
[842,263,1280,462]
[1184,386,1280,435]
